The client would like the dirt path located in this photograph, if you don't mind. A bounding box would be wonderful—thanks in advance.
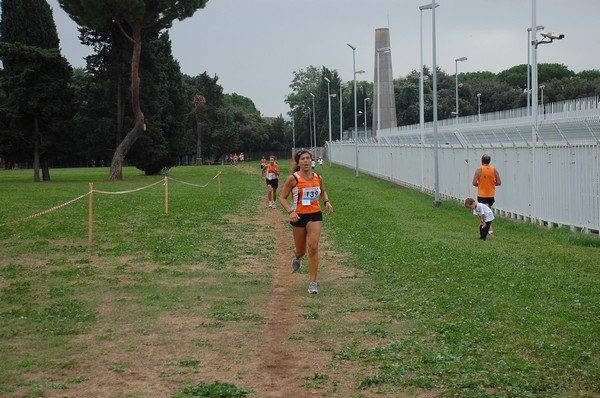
[237,164,314,393]
[253,203,308,396]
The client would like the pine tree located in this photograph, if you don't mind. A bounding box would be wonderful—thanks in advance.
[0,0,72,181]
[58,0,209,180]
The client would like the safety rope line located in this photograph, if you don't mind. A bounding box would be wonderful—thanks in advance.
[93,178,165,195]
[1,173,218,227]
[168,173,219,188]
[0,192,90,226]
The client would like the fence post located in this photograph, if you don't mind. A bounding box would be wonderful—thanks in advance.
[88,182,93,247]
[218,171,221,196]
[165,172,169,215]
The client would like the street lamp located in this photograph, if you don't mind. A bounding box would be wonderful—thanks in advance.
[307,106,312,150]
[339,85,343,141]
[347,42,360,176]
[291,115,296,152]
[310,93,316,157]
[477,93,482,122]
[324,77,335,165]
[455,56,467,125]
[531,0,564,141]
[419,2,438,192]
[363,98,370,138]
[526,25,544,116]
[431,0,440,206]
[376,47,390,136]
[539,84,545,118]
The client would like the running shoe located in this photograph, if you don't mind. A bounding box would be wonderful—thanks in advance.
[308,281,318,294]
[291,256,301,272]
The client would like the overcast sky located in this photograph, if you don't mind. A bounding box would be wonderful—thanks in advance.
[46,0,599,117]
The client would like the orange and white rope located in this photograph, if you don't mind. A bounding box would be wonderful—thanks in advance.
[93,178,165,195]
[0,192,90,226]
[168,173,219,188]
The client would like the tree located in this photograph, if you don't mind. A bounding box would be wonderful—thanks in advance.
[394,70,420,126]
[128,32,188,175]
[268,116,288,152]
[58,0,209,180]
[0,0,73,181]
[285,66,322,148]
[537,63,575,83]
[182,72,226,161]
[224,93,259,114]
[79,25,133,157]
[285,66,345,147]
[194,95,206,164]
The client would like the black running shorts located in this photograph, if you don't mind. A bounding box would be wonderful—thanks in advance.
[290,211,323,228]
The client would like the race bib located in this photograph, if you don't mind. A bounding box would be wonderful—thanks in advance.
[301,187,320,206]
[267,172,276,180]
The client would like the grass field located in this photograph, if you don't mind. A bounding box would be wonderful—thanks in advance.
[0,163,598,397]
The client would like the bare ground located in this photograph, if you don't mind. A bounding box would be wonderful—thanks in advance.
[8,191,435,397]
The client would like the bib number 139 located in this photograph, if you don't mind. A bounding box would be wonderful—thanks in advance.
[302,187,320,206]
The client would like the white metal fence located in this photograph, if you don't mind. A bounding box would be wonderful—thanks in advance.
[329,97,600,233]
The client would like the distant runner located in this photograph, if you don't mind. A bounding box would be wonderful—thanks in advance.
[262,155,280,209]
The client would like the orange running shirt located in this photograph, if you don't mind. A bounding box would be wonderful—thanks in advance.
[266,163,279,180]
[291,172,321,214]
[477,165,497,198]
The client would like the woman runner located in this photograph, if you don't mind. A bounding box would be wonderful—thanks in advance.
[279,150,333,294]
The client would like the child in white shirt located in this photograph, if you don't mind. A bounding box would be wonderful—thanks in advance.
[465,197,494,240]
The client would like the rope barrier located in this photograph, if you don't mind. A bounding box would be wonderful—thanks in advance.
[168,173,219,188]
[1,172,223,242]
[93,178,165,195]
[0,192,90,226]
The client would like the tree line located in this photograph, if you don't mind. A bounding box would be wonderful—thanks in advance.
[0,0,289,181]
[1,1,598,181]
[286,64,600,150]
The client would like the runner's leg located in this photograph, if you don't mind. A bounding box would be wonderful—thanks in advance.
[305,221,322,283]
[292,226,307,259]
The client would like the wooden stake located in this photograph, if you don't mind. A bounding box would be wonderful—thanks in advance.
[218,171,221,196]
[165,174,169,215]
[88,182,93,247]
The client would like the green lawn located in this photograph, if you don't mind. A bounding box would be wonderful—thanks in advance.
[322,165,599,397]
[0,164,598,397]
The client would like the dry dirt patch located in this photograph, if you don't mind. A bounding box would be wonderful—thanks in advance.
[9,198,422,398]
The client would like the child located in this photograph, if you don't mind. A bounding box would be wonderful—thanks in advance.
[465,197,494,240]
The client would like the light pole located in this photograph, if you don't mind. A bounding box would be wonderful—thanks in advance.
[419,2,438,192]
[454,56,467,125]
[477,93,482,122]
[363,98,370,138]
[307,106,312,150]
[431,0,440,206]
[310,93,316,157]
[376,47,390,136]
[324,77,335,165]
[339,85,343,141]
[347,42,360,176]
[291,115,296,152]
[539,84,545,118]
[531,3,564,141]
[527,25,544,116]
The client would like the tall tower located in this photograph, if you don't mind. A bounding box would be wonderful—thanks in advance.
[373,28,397,137]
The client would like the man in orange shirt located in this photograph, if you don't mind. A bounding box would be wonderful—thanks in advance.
[472,154,501,235]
